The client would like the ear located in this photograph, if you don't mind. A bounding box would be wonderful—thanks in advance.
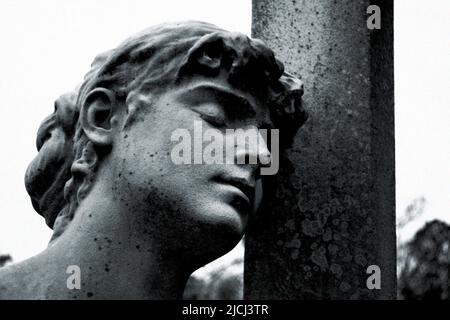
[80,88,119,147]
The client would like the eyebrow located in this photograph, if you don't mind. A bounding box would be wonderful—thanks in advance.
[180,83,274,128]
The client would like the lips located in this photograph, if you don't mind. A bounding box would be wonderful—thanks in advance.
[213,173,256,205]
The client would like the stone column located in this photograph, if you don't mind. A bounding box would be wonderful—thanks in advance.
[245,0,395,299]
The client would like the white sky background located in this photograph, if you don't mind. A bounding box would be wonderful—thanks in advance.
[0,0,448,262]
[395,0,450,242]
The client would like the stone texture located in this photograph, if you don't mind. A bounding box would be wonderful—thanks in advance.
[245,0,396,299]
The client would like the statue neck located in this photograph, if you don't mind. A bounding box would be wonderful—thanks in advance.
[0,184,192,299]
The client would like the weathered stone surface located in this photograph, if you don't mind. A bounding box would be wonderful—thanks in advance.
[245,0,396,299]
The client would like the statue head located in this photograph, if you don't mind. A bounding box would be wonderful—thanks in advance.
[25,21,307,269]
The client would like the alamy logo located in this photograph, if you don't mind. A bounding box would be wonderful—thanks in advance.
[366,265,381,290]
[170,120,280,175]
[66,265,81,290]
[367,5,381,30]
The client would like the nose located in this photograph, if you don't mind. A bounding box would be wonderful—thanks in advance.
[256,129,272,168]
[233,126,272,168]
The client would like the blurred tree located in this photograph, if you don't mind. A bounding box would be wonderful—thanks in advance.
[0,254,12,267]
[396,197,426,279]
[397,197,426,229]
[398,220,450,300]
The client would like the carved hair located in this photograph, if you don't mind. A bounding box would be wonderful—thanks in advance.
[24,50,110,238]
[26,21,307,240]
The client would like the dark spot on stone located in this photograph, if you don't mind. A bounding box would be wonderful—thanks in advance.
[87,292,94,298]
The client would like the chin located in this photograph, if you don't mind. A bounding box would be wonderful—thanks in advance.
[189,202,246,264]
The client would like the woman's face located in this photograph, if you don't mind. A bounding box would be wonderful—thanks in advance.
[108,75,272,266]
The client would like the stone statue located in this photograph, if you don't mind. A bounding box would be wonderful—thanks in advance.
[0,21,307,299]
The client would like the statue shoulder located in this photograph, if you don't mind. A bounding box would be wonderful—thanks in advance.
[0,260,41,299]
[0,263,17,299]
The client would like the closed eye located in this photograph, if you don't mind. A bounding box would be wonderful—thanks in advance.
[199,113,226,128]
[192,103,226,128]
